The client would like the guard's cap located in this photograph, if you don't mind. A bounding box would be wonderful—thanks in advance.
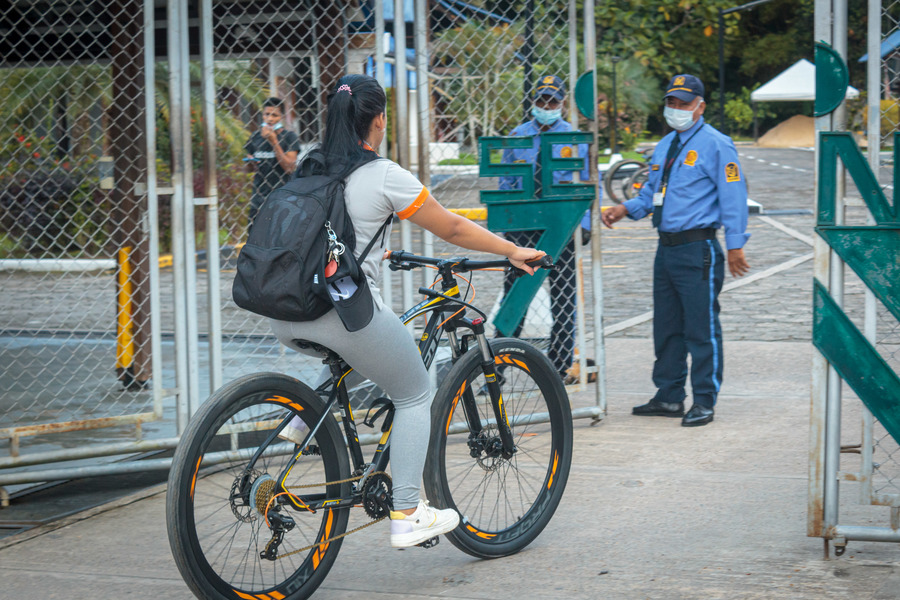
[665,74,704,102]
[534,75,566,101]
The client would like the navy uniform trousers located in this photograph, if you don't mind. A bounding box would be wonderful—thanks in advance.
[653,238,725,408]
[503,231,576,377]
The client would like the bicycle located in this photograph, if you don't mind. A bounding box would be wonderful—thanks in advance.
[166,251,574,600]
[603,147,653,204]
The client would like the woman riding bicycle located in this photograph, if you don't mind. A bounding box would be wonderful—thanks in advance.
[269,74,545,548]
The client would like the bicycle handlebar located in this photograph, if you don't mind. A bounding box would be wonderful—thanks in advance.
[387,250,555,275]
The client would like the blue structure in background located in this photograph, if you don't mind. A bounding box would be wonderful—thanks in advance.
[354,0,510,89]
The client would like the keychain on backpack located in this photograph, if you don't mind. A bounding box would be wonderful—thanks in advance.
[324,221,345,278]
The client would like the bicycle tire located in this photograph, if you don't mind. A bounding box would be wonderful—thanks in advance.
[167,372,351,600]
[423,338,573,558]
[603,159,647,204]
[623,165,650,201]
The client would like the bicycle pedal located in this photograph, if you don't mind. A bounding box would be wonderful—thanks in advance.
[416,536,440,549]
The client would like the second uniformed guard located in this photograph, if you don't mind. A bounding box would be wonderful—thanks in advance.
[601,73,751,427]
[498,75,598,383]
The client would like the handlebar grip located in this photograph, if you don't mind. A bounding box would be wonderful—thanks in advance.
[526,255,555,269]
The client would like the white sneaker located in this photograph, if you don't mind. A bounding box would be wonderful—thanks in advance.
[277,415,308,445]
[390,500,460,548]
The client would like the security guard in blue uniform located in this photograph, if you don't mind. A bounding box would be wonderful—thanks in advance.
[602,74,750,426]
[498,75,596,382]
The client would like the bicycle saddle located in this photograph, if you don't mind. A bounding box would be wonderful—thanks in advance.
[292,338,341,362]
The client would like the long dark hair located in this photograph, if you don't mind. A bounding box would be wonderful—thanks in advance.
[297,74,386,180]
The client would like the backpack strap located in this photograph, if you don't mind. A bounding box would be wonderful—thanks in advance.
[357,215,393,262]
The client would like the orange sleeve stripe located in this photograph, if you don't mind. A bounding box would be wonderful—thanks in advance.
[397,187,429,220]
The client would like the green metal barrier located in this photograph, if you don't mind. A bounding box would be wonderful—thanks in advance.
[814,131,900,445]
[478,132,595,336]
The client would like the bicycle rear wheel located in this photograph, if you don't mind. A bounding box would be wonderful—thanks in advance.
[603,159,646,204]
[623,165,650,200]
[167,373,350,600]
[424,338,573,558]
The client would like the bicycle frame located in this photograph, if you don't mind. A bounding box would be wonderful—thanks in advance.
[249,261,518,515]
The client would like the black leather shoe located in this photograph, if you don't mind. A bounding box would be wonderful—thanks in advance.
[632,399,685,417]
[681,405,714,427]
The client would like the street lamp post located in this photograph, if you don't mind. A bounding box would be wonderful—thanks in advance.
[611,56,620,151]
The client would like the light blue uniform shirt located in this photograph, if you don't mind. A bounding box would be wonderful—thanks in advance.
[622,116,749,250]
[498,118,599,230]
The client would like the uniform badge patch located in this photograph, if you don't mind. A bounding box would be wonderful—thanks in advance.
[561,146,573,158]
[684,150,698,166]
[674,76,685,86]
[725,162,741,182]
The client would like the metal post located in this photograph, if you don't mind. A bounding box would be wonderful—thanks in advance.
[523,0,535,121]
[394,0,413,311]
[179,0,201,415]
[810,0,845,545]
[860,0,881,506]
[167,0,190,433]
[568,0,578,130]
[585,0,606,413]
[414,0,434,296]
[375,0,393,310]
[611,56,619,151]
[376,0,387,156]
[144,0,163,419]
[824,0,848,539]
[718,8,725,130]
[199,0,222,394]
[569,0,587,385]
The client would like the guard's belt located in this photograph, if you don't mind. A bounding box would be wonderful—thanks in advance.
[658,227,717,246]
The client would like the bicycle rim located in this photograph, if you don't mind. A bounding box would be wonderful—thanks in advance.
[167,373,350,600]
[425,339,572,557]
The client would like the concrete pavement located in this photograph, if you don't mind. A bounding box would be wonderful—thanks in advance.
[2,336,899,599]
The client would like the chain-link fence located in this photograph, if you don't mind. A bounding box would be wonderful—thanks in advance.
[0,0,162,468]
[206,0,597,405]
[865,0,900,509]
[0,0,600,487]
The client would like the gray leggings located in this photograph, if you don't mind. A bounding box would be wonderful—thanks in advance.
[270,300,432,510]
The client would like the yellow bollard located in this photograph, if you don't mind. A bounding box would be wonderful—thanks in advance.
[116,246,135,374]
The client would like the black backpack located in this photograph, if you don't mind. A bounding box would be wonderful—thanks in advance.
[232,165,390,331]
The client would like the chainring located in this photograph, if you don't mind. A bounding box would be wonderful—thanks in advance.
[361,472,393,519]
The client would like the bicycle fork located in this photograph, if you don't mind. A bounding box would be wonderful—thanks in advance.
[458,318,516,460]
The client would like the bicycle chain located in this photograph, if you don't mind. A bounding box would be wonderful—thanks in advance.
[272,471,391,561]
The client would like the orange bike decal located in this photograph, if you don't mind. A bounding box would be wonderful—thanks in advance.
[312,509,335,569]
[230,590,283,600]
[446,380,465,433]
[190,456,202,500]
[465,523,496,539]
[266,395,305,413]
[494,354,529,372]
[547,451,559,489]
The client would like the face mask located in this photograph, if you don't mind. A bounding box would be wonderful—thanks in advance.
[663,105,696,131]
[262,121,283,130]
[532,106,562,126]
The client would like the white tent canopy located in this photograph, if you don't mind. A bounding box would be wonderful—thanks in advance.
[750,58,860,102]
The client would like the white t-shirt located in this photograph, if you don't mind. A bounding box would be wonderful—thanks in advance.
[344,159,428,299]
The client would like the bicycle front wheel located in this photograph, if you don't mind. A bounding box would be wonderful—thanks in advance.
[424,338,573,558]
[167,372,351,600]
